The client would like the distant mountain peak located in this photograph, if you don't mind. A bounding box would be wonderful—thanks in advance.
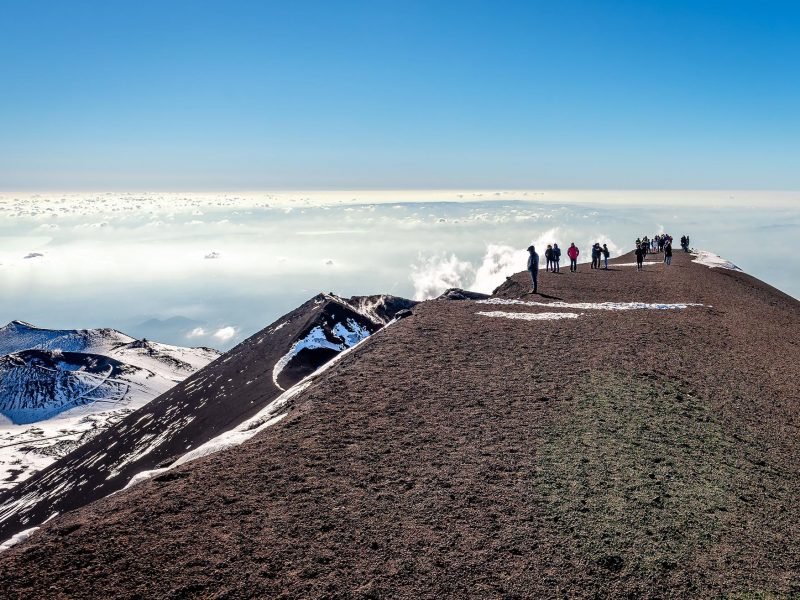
[3,321,38,330]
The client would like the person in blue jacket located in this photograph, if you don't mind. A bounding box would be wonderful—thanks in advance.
[527,245,539,293]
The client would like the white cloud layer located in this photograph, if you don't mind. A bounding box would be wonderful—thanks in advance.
[213,326,237,342]
[410,228,624,300]
[410,254,474,300]
[2,192,796,350]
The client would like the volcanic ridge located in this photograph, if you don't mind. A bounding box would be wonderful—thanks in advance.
[0,252,798,599]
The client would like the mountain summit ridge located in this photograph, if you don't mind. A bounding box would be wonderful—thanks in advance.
[0,251,798,598]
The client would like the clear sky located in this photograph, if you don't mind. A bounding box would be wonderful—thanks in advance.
[1,0,799,190]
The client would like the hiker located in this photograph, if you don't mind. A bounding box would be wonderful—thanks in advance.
[567,242,579,272]
[664,241,673,265]
[527,246,539,293]
[658,236,665,253]
[590,244,597,269]
[553,243,561,273]
[602,243,610,269]
[545,244,553,272]
[635,244,645,270]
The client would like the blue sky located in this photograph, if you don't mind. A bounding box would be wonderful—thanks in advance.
[1,0,799,190]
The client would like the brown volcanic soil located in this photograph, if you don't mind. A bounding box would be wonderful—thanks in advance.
[1,251,799,599]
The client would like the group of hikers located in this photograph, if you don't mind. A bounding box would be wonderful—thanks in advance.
[634,234,669,270]
[632,233,690,270]
[526,233,691,293]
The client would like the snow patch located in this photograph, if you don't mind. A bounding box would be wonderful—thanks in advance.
[692,250,742,271]
[478,311,582,321]
[478,299,706,310]
[0,526,39,553]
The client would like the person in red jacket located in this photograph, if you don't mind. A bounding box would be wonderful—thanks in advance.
[567,243,579,273]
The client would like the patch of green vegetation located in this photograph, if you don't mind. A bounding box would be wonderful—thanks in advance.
[535,371,740,588]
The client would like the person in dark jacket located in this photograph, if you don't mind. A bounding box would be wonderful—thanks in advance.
[552,243,561,273]
[602,243,610,269]
[664,241,673,265]
[544,245,553,272]
[635,244,645,270]
[527,245,539,293]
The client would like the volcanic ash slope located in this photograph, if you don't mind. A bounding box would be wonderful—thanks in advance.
[0,294,414,543]
[0,251,799,599]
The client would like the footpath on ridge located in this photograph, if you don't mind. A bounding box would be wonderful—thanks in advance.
[0,250,798,598]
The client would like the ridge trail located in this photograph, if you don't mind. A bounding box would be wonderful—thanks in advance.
[0,250,798,598]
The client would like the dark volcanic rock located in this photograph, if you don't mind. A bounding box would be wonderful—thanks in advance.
[437,288,490,301]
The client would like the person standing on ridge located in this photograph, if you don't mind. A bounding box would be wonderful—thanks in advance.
[527,245,539,293]
[602,243,610,269]
[553,243,561,273]
[545,244,553,272]
[664,240,673,265]
[635,244,645,270]
[568,242,579,272]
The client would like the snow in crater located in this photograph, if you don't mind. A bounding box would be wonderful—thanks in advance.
[271,319,371,390]
[0,324,218,491]
[478,311,582,321]
[478,299,706,310]
[692,250,742,271]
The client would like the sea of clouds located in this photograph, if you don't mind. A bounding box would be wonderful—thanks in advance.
[1,191,797,350]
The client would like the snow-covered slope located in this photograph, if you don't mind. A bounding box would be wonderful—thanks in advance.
[692,250,742,271]
[0,321,134,356]
[0,323,220,492]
